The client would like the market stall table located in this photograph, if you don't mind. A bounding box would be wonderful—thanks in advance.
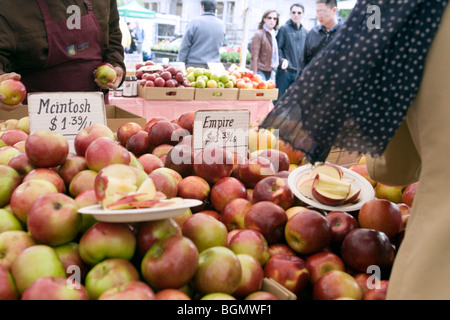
[108,95,275,123]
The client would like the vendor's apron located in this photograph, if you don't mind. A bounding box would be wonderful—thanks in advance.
[21,0,107,101]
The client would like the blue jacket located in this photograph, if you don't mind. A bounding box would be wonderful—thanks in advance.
[177,13,226,65]
[276,19,307,73]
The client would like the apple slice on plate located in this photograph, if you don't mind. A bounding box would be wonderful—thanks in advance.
[310,163,343,180]
[298,178,315,201]
[311,173,351,206]
[342,187,361,205]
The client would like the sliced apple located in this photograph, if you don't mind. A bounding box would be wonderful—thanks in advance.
[310,163,343,180]
[311,173,351,206]
[298,178,315,200]
[136,178,157,198]
[106,192,158,210]
[343,187,361,205]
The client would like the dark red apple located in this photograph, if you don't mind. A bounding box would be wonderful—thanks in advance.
[193,146,235,184]
[210,177,247,212]
[252,176,294,210]
[325,211,359,244]
[244,201,287,244]
[358,198,402,239]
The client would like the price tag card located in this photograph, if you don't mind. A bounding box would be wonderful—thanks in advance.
[207,62,226,74]
[27,92,107,152]
[193,109,250,160]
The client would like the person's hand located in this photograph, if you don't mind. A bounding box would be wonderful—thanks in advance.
[94,65,124,90]
[0,72,23,111]
[281,59,289,70]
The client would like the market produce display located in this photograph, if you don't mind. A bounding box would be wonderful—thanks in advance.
[0,113,418,301]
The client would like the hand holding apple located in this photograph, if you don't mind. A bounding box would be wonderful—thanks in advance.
[94,63,123,90]
[0,73,26,111]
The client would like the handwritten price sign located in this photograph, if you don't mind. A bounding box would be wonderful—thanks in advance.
[27,92,107,152]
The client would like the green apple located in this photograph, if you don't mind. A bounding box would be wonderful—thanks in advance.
[11,245,66,294]
[0,146,21,166]
[0,165,21,208]
[186,72,196,83]
[95,62,117,85]
[206,79,218,88]
[0,208,23,233]
[181,213,228,252]
[193,68,204,78]
[0,230,36,271]
[204,69,212,78]
[0,79,26,105]
[219,73,230,84]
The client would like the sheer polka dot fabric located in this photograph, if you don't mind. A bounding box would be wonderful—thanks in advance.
[260,0,449,163]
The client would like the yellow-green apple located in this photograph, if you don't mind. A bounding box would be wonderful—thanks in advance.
[176,176,210,212]
[57,155,88,187]
[374,183,404,203]
[136,218,182,256]
[305,251,346,285]
[138,153,164,174]
[145,116,169,132]
[325,210,359,245]
[220,198,252,231]
[193,246,242,295]
[74,124,115,157]
[210,177,247,212]
[268,243,296,257]
[21,276,89,300]
[155,288,191,300]
[171,208,193,228]
[78,222,136,266]
[98,281,155,300]
[11,245,66,294]
[201,292,236,300]
[181,213,228,252]
[27,193,81,246]
[85,137,130,172]
[206,79,218,88]
[0,129,28,146]
[0,79,26,105]
[363,280,389,300]
[95,62,117,85]
[311,173,351,206]
[68,169,98,198]
[340,228,395,273]
[151,143,173,161]
[228,229,271,266]
[8,152,36,175]
[264,254,310,295]
[12,140,25,152]
[349,163,377,187]
[401,182,418,207]
[257,149,290,173]
[233,253,264,298]
[358,198,402,239]
[0,230,35,270]
[148,120,182,147]
[148,167,181,198]
[164,144,195,178]
[141,234,199,290]
[23,168,66,193]
[74,189,98,232]
[0,119,18,131]
[0,145,21,165]
[312,270,363,300]
[16,116,30,134]
[245,291,278,300]
[125,131,151,157]
[84,258,140,300]
[117,122,143,147]
[0,265,18,300]
[248,128,278,153]
[252,176,294,210]
[25,130,69,168]
[0,164,21,207]
[193,146,235,184]
[284,209,332,255]
[10,179,58,223]
[54,242,88,282]
[128,151,143,170]
[244,201,287,244]
[177,111,196,134]
[285,206,309,220]
[237,157,276,188]
[0,208,22,233]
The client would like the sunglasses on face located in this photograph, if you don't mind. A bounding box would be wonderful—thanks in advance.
[291,11,303,15]
[266,16,278,20]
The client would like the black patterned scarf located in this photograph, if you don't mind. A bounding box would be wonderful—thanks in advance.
[259,0,449,163]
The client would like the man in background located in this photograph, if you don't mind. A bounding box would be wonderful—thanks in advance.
[177,0,226,69]
[134,21,145,54]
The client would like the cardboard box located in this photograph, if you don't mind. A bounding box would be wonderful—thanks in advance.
[0,105,147,133]
[238,88,279,101]
[138,85,195,100]
[194,88,239,100]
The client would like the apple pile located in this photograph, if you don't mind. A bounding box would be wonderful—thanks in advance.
[226,65,277,90]
[136,61,191,88]
[185,67,235,89]
[0,113,418,300]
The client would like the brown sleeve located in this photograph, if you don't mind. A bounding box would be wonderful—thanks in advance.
[250,30,262,74]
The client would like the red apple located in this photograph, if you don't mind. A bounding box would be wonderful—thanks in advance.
[284,209,332,255]
[125,130,151,157]
[245,291,278,300]
[257,149,290,173]
[348,163,377,187]
[354,273,371,297]
[74,124,115,157]
[25,130,69,168]
[181,213,228,252]
[21,276,89,300]
[252,176,294,210]
[0,79,26,105]
[177,111,196,134]
[220,198,252,231]
[210,177,247,212]
[145,116,169,132]
[244,201,287,244]
[27,192,82,246]
[401,182,418,207]
[193,246,242,295]
[237,157,276,188]
[7,152,36,176]
[358,198,402,239]
[148,120,181,146]
[228,229,271,266]
[68,169,97,198]
[148,167,181,198]
[0,230,36,271]
[98,281,155,300]
[0,265,19,300]
[233,253,264,298]
[136,218,182,256]
[176,176,210,212]
[141,234,199,290]
[138,153,164,174]
[0,164,21,207]
[193,146,235,184]
[363,280,389,300]
[0,129,28,146]
[305,251,346,285]
[54,242,88,282]
[117,122,143,146]
[164,143,195,177]
[264,254,310,295]
[312,270,363,300]
[155,288,191,300]
[57,155,88,187]
[85,137,130,172]
[325,210,359,244]
[23,167,66,193]
[341,228,395,273]
[268,243,296,257]
[151,143,173,159]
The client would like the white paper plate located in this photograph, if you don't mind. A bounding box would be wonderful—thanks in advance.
[288,164,375,212]
[78,199,202,223]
